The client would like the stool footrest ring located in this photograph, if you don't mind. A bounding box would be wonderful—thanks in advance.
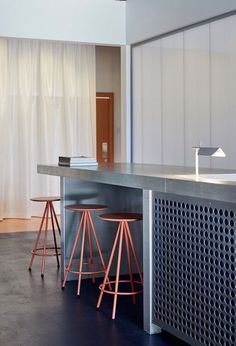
[65,261,106,276]
[99,280,143,296]
[31,246,61,257]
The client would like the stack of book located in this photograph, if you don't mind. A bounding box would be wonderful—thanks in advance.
[58,156,98,167]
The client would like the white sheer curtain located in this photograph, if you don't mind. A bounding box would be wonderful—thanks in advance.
[0,38,96,219]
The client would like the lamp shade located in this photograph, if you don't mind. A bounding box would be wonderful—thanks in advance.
[192,147,226,157]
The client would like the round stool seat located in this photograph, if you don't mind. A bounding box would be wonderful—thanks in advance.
[65,204,107,212]
[100,212,142,222]
[30,196,60,202]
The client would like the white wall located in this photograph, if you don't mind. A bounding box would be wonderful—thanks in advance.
[0,0,126,45]
[126,0,236,44]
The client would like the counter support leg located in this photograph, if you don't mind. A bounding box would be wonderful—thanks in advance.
[143,190,161,334]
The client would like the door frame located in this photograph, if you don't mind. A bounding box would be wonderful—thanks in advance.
[96,92,114,163]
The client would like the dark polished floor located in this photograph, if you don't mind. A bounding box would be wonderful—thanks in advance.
[0,231,188,346]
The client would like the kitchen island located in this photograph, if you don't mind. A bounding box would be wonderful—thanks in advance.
[38,163,236,346]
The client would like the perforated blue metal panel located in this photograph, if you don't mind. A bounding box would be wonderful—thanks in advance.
[153,193,236,346]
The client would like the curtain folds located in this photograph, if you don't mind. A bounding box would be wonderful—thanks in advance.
[0,38,96,219]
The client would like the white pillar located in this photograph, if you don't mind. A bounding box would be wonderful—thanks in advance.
[120,45,131,162]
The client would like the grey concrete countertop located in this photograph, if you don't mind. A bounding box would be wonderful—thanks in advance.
[38,163,236,203]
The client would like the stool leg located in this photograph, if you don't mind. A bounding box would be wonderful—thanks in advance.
[62,212,85,288]
[28,202,48,271]
[97,222,122,310]
[86,212,96,284]
[88,212,112,291]
[41,202,50,277]
[124,225,136,304]
[112,222,124,320]
[126,222,143,285]
[77,212,87,296]
[49,202,60,268]
[51,202,61,236]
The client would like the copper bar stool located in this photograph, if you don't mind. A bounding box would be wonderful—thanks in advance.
[97,212,143,320]
[28,196,61,277]
[62,204,108,296]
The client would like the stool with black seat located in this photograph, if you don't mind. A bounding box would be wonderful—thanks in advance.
[62,204,108,296]
[96,212,143,320]
[28,196,61,277]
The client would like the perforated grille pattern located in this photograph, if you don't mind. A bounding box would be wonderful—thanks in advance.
[153,193,236,346]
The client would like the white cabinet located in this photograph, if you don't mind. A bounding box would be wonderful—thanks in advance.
[141,41,162,164]
[211,15,236,169]
[132,14,236,170]
[162,33,184,165]
[184,25,211,168]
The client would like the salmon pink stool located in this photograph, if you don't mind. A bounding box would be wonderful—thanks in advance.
[62,204,108,296]
[96,212,143,319]
[28,196,61,277]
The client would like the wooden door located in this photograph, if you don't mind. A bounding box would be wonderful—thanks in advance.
[96,92,114,163]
